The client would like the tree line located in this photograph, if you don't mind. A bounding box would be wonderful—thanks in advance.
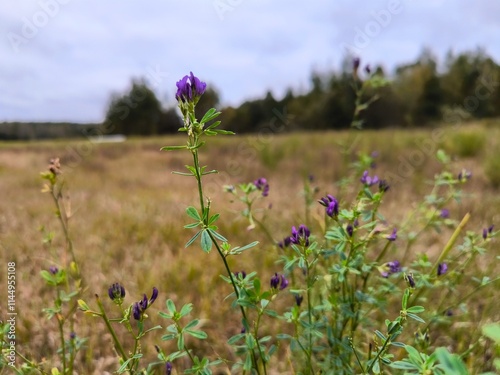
[1,48,499,140]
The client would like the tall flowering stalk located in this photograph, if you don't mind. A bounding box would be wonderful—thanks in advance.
[162,72,267,373]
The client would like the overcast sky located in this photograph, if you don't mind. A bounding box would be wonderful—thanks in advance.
[1,0,499,123]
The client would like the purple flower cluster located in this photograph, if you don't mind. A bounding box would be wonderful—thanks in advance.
[482,225,494,240]
[108,283,126,303]
[132,287,159,321]
[458,170,472,182]
[319,194,339,217]
[386,228,397,241]
[49,265,59,275]
[380,261,401,278]
[437,263,448,276]
[440,209,450,219]
[175,72,206,103]
[290,224,311,247]
[253,177,270,197]
[360,170,379,187]
[270,273,289,290]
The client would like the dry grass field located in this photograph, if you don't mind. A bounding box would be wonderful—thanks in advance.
[1,121,499,373]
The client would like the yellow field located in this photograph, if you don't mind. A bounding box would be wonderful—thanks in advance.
[1,122,499,373]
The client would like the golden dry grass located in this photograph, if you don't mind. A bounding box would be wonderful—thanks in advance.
[1,122,499,373]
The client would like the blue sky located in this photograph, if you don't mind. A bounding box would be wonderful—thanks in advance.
[1,0,499,122]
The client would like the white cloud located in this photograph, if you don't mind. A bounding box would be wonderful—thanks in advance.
[0,0,498,122]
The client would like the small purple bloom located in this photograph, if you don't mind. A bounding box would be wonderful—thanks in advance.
[378,179,390,193]
[150,287,159,305]
[319,194,339,217]
[290,224,311,246]
[166,362,172,375]
[70,332,76,340]
[482,225,493,240]
[353,218,359,227]
[49,266,58,275]
[440,209,449,219]
[108,283,126,302]
[294,294,304,307]
[132,302,141,320]
[458,170,472,182]
[346,224,354,237]
[386,228,397,241]
[353,57,360,71]
[360,170,379,187]
[278,236,291,249]
[405,273,416,288]
[175,72,206,102]
[253,177,269,197]
[270,273,289,290]
[437,263,448,276]
[381,261,401,278]
[365,64,371,74]
[234,271,247,279]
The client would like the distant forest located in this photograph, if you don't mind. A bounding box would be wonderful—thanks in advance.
[2,48,499,140]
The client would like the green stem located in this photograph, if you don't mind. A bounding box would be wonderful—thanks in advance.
[95,295,129,371]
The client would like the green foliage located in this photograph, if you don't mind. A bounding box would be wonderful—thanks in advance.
[485,149,500,188]
[449,130,486,157]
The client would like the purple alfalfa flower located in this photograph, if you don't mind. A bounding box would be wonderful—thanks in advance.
[437,262,448,276]
[365,64,372,75]
[253,177,269,197]
[175,72,206,103]
[482,225,494,240]
[319,194,338,217]
[290,224,311,246]
[386,228,397,241]
[440,209,450,219]
[346,224,354,237]
[405,273,416,288]
[378,179,390,193]
[234,270,247,279]
[132,287,159,321]
[353,57,361,72]
[294,294,304,307]
[70,332,76,340]
[380,260,401,278]
[458,169,472,182]
[278,236,291,249]
[270,273,289,290]
[165,361,173,375]
[132,302,142,320]
[360,170,379,187]
[49,265,59,275]
[108,283,126,303]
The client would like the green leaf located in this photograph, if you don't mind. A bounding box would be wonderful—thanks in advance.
[185,231,201,248]
[231,241,259,254]
[184,222,200,229]
[407,306,425,314]
[435,347,469,375]
[482,323,500,343]
[200,108,220,124]
[179,303,193,317]
[186,206,201,221]
[407,312,426,324]
[201,230,212,253]
[160,145,188,151]
[166,299,176,314]
[208,228,227,242]
[184,319,199,330]
[208,213,220,225]
[185,329,208,339]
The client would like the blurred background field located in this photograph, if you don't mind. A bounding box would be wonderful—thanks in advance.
[1,122,499,372]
